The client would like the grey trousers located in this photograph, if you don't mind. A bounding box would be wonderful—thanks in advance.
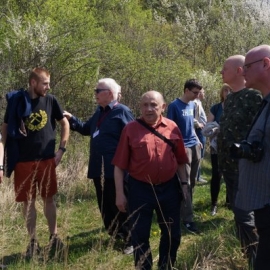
[181,144,201,223]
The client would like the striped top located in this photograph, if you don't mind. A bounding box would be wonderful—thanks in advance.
[236,93,270,211]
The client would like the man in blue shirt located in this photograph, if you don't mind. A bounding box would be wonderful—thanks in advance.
[167,79,202,233]
[64,78,134,254]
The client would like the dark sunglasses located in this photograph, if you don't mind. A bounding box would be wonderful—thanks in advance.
[94,88,110,94]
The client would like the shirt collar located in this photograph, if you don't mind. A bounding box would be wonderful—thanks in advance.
[100,100,118,111]
[140,115,168,128]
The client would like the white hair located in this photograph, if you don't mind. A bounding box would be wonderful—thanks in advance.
[98,78,121,100]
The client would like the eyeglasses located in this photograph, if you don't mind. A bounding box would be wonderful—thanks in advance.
[189,90,200,95]
[94,88,110,94]
[243,57,269,71]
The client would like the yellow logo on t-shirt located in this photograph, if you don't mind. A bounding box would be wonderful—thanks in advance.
[26,110,48,131]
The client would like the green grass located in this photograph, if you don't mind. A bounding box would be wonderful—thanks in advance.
[0,154,249,269]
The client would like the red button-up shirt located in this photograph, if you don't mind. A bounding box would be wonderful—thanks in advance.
[112,116,188,184]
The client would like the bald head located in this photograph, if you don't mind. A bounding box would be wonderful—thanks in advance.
[225,55,245,68]
[141,90,165,103]
[140,90,166,125]
[246,44,270,59]
[221,55,245,91]
[244,45,270,95]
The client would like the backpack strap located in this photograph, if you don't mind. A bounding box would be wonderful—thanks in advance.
[136,119,175,150]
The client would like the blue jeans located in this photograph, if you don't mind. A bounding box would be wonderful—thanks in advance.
[128,176,181,270]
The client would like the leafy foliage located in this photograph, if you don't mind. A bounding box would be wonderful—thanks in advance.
[0,0,270,117]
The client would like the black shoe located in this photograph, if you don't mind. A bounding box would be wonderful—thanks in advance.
[25,239,41,258]
[46,234,65,257]
[211,205,217,216]
[183,222,199,234]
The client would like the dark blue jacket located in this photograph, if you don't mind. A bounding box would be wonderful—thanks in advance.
[69,102,134,179]
[4,89,32,177]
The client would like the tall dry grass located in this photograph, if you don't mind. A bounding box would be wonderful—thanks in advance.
[0,149,250,269]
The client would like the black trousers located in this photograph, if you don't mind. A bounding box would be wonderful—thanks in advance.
[210,154,222,206]
[254,205,270,270]
[223,171,258,267]
[93,177,129,239]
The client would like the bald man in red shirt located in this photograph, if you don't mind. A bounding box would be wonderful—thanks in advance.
[113,90,188,270]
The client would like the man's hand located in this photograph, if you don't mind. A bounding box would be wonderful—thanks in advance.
[181,184,189,204]
[116,193,128,213]
[54,150,64,166]
[198,122,205,129]
[63,110,72,120]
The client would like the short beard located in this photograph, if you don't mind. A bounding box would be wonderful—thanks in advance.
[33,87,46,97]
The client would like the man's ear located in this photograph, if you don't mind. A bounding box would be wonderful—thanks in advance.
[161,103,166,112]
[237,66,243,75]
[263,57,270,69]
[29,78,37,87]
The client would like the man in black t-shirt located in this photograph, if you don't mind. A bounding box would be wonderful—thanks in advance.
[2,67,69,258]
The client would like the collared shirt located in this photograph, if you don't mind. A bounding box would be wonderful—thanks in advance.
[69,101,134,178]
[236,93,270,211]
[112,116,188,184]
[217,88,262,172]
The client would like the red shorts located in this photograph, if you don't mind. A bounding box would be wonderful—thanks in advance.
[14,158,57,202]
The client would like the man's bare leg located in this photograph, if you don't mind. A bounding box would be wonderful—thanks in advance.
[23,200,37,239]
[42,196,57,235]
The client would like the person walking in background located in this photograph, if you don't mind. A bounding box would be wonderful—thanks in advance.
[1,67,70,258]
[194,88,207,184]
[167,79,202,234]
[235,45,270,270]
[113,90,188,270]
[64,78,134,254]
[203,83,231,215]
[217,55,262,268]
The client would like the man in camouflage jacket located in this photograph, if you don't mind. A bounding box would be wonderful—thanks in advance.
[218,55,262,268]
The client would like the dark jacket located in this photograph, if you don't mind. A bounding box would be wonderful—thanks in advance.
[69,102,134,179]
[4,89,32,177]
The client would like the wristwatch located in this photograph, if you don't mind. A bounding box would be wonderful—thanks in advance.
[59,147,66,153]
[0,165,4,171]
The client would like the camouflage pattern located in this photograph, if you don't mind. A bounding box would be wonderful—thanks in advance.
[217,88,262,172]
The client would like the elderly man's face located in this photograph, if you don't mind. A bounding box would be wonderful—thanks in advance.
[243,54,265,89]
[140,93,165,125]
[94,82,113,107]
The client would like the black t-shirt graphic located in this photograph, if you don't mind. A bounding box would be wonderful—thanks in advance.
[16,95,63,161]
